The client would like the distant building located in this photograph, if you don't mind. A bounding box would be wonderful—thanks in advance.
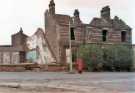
[45,0,132,64]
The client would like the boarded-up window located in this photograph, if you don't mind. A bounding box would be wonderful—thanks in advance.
[66,49,70,63]
[0,52,2,64]
[3,52,10,64]
[11,52,19,64]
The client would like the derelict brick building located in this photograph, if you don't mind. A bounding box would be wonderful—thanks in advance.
[45,0,132,64]
[0,0,132,65]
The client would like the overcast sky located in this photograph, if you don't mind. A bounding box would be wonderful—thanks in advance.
[0,0,134,45]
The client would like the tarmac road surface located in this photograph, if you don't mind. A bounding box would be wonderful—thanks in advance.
[0,72,134,93]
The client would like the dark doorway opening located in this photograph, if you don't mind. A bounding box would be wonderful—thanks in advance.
[121,31,126,42]
[70,28,75,40]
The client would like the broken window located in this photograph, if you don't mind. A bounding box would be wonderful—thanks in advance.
[70,28,75,40]
[102,30,107,42]
[121,31,126,42]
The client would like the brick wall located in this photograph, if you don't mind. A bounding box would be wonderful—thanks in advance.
[45,12,60,63]
[86,26,131,44]
[0,51,20,64]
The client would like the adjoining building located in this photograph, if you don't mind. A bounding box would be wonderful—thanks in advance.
[0,28,28,64]
[0,27,55,65]
[26,28,55,64]
[45,0,132,64]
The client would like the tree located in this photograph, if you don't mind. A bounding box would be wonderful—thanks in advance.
[78,44,104,71]
[77,44,133,72]
[105,45,133,71]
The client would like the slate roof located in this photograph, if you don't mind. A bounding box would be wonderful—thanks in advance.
[112,16,131,30]
[90,17,131,30]
[0,46,24,52]
[90,18,112,28]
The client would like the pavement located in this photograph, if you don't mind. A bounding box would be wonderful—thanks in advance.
[0,72,134,93]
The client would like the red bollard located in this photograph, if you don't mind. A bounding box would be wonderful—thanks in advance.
[76,58,84,74]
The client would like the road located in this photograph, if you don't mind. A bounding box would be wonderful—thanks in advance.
[0,72,134,93]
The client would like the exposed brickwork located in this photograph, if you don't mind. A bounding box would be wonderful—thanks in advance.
[45,11,61,63]
[45,0,132,64]
[0,64,68,72]
[12,27,28,50]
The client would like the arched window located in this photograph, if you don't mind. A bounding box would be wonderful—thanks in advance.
[121,31,126,42]
[102,30,107,42]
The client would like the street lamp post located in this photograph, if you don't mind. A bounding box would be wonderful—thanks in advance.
[69,21,73,73]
